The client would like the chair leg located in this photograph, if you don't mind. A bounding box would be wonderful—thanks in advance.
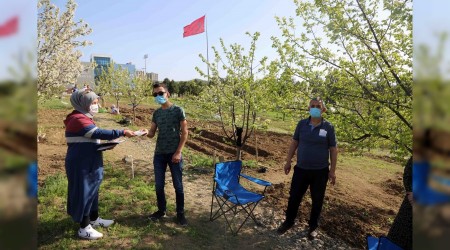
[211,196,236,221]
[247,203,262,226]
[218,201,264,235]
[210,191,215,221]
[234,201,262,234]
[210,197,250,235]
[213,196,240,234]
[210,195,266,235]
[229,202,261,226]
[210,195,224,221]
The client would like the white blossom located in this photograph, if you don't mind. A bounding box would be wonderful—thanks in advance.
[37,0,92,100]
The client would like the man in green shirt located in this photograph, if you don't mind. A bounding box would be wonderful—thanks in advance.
[146,83,188,225]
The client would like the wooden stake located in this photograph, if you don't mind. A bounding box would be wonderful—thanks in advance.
[131,156,134,179]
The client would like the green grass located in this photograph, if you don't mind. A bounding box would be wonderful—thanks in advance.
[39,173,67,199]
[98,107,108,113]
[242,160,258,169]
[37,163,182,249]
[431,159,450,169]
[38,174,75,249]
[172,97,213,120]
[105,95,298,135]
[183,149,214,168]
[0,151,30,171]
[182,148,259,169]
[39,98,72,110]
[338,153,401,174]
[38,93,406,248]
[171,97,300,134]
[183,148,261,172]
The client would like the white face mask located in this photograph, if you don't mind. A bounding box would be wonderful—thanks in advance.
[89,104,99,114]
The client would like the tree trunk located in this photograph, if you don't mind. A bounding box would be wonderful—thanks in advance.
[235,126,243,161]
[100,96,105,109]
[236,147,242,161]
[255,133,259,164]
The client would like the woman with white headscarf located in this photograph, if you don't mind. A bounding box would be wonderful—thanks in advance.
[64,89,135,240]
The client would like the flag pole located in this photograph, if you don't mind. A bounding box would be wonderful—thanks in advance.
[205,15,210,83]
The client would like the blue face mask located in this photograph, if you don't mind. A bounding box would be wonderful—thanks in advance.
[309,107,321,118]
[155,95,167,105]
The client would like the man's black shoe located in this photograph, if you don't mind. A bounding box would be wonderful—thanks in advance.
[177,213,188,226]
[276,221,294,235]
[149,210,166,221]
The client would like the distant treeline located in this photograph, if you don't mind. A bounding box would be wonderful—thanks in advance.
[157,78,207,97]
[0,81,19,96]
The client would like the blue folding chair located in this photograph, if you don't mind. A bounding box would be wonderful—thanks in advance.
[27,161,38,198]
[413,161,450,205]
[367,235,403,250]
[210,160,272,235]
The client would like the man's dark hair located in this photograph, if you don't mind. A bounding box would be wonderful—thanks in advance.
[309,97,326,110]
[152,83,168,91]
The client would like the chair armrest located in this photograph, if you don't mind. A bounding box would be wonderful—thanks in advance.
[240,174,272,186]
[431,174,450,186]
[214,178,236,197]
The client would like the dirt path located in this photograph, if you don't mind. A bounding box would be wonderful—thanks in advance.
[38,106,404,249]
[88,114,294,249]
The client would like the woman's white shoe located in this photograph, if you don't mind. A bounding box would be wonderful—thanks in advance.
[78,224,103,240]
[90,217,114,228]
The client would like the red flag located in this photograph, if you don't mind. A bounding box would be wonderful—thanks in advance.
[0,16,18,37]
[183,16,205,38]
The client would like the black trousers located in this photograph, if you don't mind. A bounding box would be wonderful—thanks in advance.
[387,195,412,250]
[285,167,329,230]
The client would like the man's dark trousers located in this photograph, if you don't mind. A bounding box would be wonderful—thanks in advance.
[285,166,329,230]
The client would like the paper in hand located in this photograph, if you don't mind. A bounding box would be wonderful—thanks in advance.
[134,130,148,136]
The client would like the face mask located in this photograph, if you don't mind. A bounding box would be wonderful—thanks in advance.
[155,95,167,105]
[309,107,321,118]
[89,104,99,115]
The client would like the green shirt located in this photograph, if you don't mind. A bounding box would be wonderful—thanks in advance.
[152,104,186,154]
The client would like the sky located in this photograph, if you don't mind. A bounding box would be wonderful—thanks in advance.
[414,0,450,78]
[0,0,37,81]
[48,0,299,81]
[0,0,435,82]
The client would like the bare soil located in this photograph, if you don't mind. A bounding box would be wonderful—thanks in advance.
[37,105,405,249]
